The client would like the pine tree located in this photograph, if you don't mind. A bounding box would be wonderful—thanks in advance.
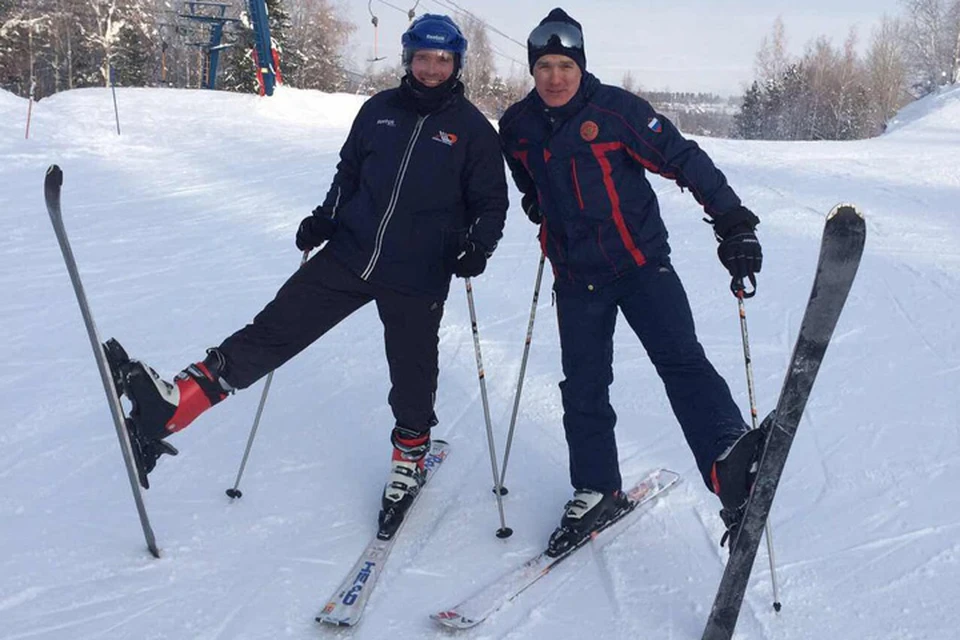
[112,22,152,86]
[733,81,764,139]
[221,14,258,94]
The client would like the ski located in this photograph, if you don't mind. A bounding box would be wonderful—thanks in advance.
[431,468,681,630]
[316,439,450,627]
[43,165,161,558]
[702,204,866,640]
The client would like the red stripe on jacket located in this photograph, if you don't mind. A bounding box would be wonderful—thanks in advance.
[590,141,646,267]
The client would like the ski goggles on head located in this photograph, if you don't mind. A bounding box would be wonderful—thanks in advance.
[526,21,584,51]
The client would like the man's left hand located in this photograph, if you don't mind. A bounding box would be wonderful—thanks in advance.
[717,224,762,281]
[453,242,488,278]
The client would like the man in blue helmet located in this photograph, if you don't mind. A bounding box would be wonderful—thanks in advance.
[106,14,507,540]
[499,8,764,556]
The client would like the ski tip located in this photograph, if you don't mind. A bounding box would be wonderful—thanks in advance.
[45,164,63,187]
[828,202,863,220]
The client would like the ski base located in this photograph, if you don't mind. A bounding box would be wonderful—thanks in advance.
[702,203,866,640]
[43,164,161,557]
[431,468,681,630]
[316,440,450,627]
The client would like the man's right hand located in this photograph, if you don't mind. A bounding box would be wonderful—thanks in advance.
[295,207,338,251]
[522,194,542,224]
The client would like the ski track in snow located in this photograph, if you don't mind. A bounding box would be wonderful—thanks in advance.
[3,84,960,639]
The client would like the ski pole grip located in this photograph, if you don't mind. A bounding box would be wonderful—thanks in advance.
[730,274,757,299]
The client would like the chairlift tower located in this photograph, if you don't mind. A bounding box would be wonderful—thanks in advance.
[246,0,276,96]
[179,1,238,90]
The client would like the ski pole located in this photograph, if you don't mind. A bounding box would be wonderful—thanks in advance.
[464,277,513,539]
[226,250,310,499]
[733,278,781,611]
[496,253,545,495]
[109,64,121,136]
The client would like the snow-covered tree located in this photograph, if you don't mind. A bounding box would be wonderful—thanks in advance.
[286,0,354,91]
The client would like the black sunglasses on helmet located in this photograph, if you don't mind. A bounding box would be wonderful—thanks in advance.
[527,21,584,50]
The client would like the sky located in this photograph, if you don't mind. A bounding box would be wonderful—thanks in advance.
[345,0,905,95]
[3,81,960,638]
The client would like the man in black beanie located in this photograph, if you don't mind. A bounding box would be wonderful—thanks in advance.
[499,7,765,557]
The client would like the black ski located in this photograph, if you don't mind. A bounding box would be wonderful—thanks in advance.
[702,203,866,640]
[43,165,161,558]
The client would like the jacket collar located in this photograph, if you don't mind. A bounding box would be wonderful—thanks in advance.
[397,74,464,116]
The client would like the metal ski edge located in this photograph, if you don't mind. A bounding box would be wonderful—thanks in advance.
[430,468,681,630]
[315,440,450,626]
[43,165,161,559]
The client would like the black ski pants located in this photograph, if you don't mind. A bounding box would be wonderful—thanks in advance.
[217,249,444,432]
[555,259,747,492]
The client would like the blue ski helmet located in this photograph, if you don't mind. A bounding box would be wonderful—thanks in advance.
[401,14,468,77]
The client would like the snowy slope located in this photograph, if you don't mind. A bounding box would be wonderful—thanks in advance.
[2,83,959,640]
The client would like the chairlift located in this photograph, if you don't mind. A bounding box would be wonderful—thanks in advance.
[367,0,386,62]
[408,0,419,22]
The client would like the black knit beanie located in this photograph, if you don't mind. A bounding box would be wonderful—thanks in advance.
[527,8,586,74]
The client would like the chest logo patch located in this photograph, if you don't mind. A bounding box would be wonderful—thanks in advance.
[580,120,599,142]
[647,117,663,133]
[432,130,458,146]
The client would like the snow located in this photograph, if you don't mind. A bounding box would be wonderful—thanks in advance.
[3,83,959,640]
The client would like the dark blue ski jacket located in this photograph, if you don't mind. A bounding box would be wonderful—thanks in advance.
[499,73,742,288]
[322,80,507,298]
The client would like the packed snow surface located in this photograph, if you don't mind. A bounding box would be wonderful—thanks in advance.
[3,84,959,639]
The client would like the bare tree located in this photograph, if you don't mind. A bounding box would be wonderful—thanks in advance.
[866,15,910,128]
[286,0,355,91]
[459,14,496,111]
[900,0,960,94]
[755,16,790,84]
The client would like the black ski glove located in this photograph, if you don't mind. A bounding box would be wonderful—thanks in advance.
[521,194,542,225]
[295,206,338,251]
[453,242,488,278]
[712,206,762,286]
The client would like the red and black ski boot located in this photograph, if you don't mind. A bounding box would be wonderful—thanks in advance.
[103,338,230,489]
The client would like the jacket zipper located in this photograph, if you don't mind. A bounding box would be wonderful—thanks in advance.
[361,114,428,280]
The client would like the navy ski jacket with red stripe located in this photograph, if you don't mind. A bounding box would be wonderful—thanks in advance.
[499,73,742,288]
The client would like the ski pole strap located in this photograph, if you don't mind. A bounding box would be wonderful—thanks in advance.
[730,274,757,299]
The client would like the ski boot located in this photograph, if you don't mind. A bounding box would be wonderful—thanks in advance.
[710,427,767,548]
[546,488,630,557]
[377,426,431,541]
[103,338,230,489]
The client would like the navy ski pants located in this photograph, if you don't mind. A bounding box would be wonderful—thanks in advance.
[217,249,444,432]
[555,260,747,492]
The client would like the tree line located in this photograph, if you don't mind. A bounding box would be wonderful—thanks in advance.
[732,1,960,140]
[6,2,957,134]
[0,0,530,116]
